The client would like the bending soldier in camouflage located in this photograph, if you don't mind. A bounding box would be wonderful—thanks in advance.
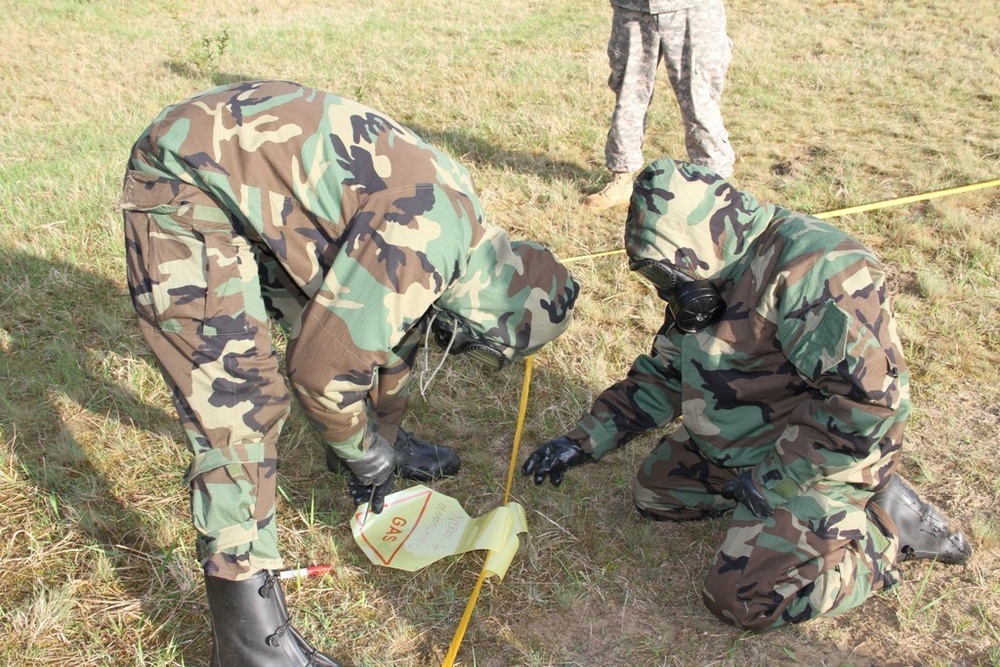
[523,159,971,631]
[121,80,579,665]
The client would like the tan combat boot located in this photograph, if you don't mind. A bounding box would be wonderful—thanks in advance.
[582,171,634,209]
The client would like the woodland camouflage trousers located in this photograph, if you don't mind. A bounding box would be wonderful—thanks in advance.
[123,174,289,580]
[633,429,901,631]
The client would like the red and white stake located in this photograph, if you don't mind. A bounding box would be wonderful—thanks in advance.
[277,564,336,580]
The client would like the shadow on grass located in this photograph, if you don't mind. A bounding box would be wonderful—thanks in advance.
[159,63,598,187]
[407,122,595,186]
[0,248,209,661]
[0,245,609,664]
[163,61,262,87]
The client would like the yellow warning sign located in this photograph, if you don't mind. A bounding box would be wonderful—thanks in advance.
[350,485,527,579]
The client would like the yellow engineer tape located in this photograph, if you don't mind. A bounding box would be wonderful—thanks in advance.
[813,178,1000,220]
[440,355,535,667]
[561,178,1000,264]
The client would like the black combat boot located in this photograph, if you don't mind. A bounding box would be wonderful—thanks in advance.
[205,570,348,667]
[871,475,972,565]
[326,428,460,482]
[393,428,460,481]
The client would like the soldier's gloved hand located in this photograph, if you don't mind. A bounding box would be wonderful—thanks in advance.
[342,430,396,515]
[347,473,394,514]
[521,436,592,486]
[721,470,774,518]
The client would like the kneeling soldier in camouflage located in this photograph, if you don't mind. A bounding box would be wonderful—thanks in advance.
[523,159,970,632]
[121,80,579,665]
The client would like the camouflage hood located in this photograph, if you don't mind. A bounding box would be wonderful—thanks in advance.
[437,226,579,359]
[625,160,777,281]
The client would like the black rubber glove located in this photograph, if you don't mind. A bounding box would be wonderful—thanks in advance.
[521,436,592,486]
[342,430,396,515]
[721,470,774,518]
[348,473,394,515]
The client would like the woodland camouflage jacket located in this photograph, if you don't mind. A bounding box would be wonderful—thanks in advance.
[124,80,577,461]
[567,159,908,508]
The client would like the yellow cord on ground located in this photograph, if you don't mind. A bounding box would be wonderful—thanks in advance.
[440,355,535,667]
[440,569,488,667]
[562,178,1000,264]
[501,354,534,506]
[437,177,1000,665]
[813,178,1000,219]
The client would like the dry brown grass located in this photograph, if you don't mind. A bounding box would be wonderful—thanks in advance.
[1,0,998,665]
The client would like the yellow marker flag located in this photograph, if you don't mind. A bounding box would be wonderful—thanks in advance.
[350,485,528,579]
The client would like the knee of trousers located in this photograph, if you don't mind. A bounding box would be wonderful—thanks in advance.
[701,573,784,632]
[634,479,675,513]
[633,478,717,521]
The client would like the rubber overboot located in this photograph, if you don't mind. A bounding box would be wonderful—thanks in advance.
[205,571,347,667]
[871,475,972,565]
[326,428,460,482]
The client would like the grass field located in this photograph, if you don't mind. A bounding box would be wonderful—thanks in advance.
[1,0,998,665]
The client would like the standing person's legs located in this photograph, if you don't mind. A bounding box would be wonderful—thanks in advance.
[123,174,289,581]
[123,173,349,665]
[586,8,662,209]
[658,0,735,177]
[604,7,662,173]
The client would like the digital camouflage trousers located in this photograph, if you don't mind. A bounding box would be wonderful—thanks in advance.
[605,1,735,176]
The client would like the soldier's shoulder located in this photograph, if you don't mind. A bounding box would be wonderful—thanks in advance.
[770,213,874,261]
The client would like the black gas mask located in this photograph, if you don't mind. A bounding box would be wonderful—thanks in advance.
[629,258,726,333]
[427,308,509,371]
